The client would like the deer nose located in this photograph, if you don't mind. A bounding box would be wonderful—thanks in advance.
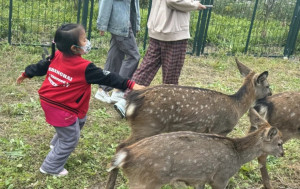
[268,88,272,96]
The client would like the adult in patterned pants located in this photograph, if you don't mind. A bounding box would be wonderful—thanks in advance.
[113,0,207,118]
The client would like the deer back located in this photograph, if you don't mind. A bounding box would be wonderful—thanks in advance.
[110,124,283,188]
[125,59,271,143]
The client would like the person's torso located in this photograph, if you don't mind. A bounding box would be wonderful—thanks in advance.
[38,51,91,118]
[147,0,192,41]
[99,0,140,37]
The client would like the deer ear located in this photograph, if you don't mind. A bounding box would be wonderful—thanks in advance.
[236,58,251,77]
[265,127,278,141]
[248,108,268,132]
[257,71,268,84]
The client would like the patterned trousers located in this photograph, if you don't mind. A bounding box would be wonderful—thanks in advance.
[131,37,188,86]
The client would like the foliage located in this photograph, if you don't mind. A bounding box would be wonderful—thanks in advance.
[0,0,299,56]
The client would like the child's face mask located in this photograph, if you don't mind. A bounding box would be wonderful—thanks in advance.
[77,39,92,54]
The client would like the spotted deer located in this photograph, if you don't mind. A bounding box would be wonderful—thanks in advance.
[105,59,272,189]
[249,92,300,189]
[108,109,284,189]
[121,59,272,149]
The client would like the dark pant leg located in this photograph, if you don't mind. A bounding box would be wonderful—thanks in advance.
[100,36,125,92]
[124,38,162,97]
[161,39,188,85]
[117,27,140,79]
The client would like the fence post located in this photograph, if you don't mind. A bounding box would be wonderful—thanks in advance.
[81,0,89,29]
[201,0,213,55]
[8,0,13,44]
[77,0,82,24]
[194,0,212,56]
[87,0,94,40]
[284,0,300,58]
[244,0,259,54]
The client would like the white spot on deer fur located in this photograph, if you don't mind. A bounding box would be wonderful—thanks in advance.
[126,103,136,117]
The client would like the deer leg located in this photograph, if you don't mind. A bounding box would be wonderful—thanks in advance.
[105,168,119,189]
[258,154,273,189]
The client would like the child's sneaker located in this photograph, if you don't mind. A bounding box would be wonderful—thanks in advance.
[110,91,124,103]
[40,167,68,177]
[114,99,126,118]
[94,89,111,103]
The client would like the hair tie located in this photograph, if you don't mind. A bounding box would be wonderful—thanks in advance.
[52,40,56,44]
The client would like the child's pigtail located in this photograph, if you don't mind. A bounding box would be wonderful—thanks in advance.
[50,40,56,60]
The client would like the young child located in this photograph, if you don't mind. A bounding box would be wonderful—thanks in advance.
[16,23,144,176]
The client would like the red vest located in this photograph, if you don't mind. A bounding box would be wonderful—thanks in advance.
[38,51,91,118]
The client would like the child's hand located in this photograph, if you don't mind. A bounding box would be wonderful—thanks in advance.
[16,75,26,85]
[132,83,146,90]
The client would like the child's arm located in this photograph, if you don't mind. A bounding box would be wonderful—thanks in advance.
[85,63,145,90]
[16,58,51,84]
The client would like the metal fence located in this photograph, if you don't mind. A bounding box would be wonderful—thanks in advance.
[0,0,299,57]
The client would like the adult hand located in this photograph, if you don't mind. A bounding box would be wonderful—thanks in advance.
[99,31,105,36]
[196,2,206,10]
[16,75,26,85]
[132,83,146,90]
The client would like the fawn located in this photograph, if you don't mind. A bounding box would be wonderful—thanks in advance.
[249,92,300,189]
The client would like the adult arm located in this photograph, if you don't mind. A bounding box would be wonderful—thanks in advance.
[166,0,205,12]
[96,0,113,32]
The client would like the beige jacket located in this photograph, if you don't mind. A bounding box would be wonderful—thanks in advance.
[148,0,199,41]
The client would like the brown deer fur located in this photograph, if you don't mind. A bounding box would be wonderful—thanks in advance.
[105,59,272,189]
[249,92,300,189]
[121,59,272,149]
[108,112,283,189]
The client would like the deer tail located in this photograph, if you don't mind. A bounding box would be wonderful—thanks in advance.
[125,90,146,118]
[107,150,128,172]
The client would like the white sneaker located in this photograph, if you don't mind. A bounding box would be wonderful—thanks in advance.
[114,99,126,118]
[94,89,111,103]
[110,91,124,103]
[40,167,68,177]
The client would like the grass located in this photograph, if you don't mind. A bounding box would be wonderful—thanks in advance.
[0,45,299,189]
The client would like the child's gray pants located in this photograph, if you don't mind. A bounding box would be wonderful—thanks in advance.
[40,116,86,174]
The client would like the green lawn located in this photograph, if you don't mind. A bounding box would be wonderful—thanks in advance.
[0,45,299,189]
